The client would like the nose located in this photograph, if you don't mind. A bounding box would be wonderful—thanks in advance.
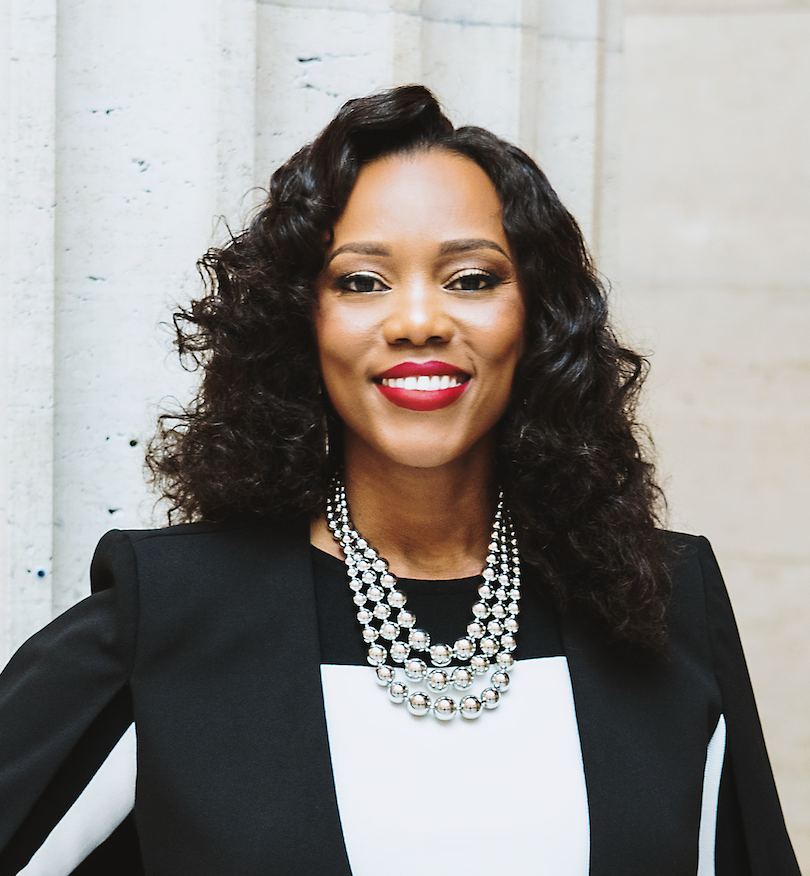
[382,282,454,347]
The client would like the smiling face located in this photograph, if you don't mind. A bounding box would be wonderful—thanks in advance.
[314,149,525,476]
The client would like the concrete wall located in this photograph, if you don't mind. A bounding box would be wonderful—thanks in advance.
[1,0,807,864]
[617,0,810,861]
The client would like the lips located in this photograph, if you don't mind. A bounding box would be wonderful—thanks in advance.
[374,361,470,411]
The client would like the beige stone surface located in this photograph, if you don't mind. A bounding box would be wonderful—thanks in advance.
[618,8,810,866]
[626,0,810,13]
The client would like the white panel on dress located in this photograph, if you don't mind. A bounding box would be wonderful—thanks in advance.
[321,657,589,876]
[19,722,137,876]
[697,714,727,876]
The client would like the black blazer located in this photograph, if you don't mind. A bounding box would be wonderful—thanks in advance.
[0,518,800,875]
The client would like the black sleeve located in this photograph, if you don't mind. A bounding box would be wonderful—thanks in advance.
[0,531,142,875]
[699,537,802,876]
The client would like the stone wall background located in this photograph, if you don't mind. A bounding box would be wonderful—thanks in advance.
[1,0,807,863]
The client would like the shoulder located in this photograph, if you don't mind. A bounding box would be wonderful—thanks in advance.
[90,515,311,595]
[656,530,730,664]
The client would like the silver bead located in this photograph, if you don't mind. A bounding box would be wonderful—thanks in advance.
[471,601,490,620]
[362,571,375,584]
[496,652,515,671]
[367,644,387,666]
[494,588,508,602]
[357,609,374,625]
[486,620,503,637]
[397,609,416,629]
[491,603,507,619]
[500,633,517,652]
[480,636,498,657]
[409,629,430,651]
[451,666,474,690]
[432,696,457,721]
[356,560,369,572]
[364,547,376,559]
[352,592,367,607]
[372,558,387,572]
[482,568,496,581]
[388,680,408,703]
[379,621,399,640]
[504,617,519,634]
[381,573,396,588]
[458,695,483,720]
[491,669,510,691]
[507,602,520,616]
[362,627,379,643]
[467,621,485,639]
[388,590,407,609]
[348,576,363,591]
[509,588,521,601]
[478,583,493,600]
[407,690,431,716]
[405,658,427,680]
[366,586,384,602]
[470,654,491,675]
[426,668,450,691]
[453,637,475,661]
[497,574,509,586]
[389,641,411,663]
[429,643,452,667]
[375,665,395,686]
[481,687,501,709]
[373,603,391,620]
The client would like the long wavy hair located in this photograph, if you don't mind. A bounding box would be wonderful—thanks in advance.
[147,85,671,650]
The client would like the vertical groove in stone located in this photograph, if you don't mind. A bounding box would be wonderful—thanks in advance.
[517,0,602,245]
[591,0,624,275]
[0,0,58,663]
[215,0,259,227]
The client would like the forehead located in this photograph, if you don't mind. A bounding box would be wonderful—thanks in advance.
[330,149,506,248]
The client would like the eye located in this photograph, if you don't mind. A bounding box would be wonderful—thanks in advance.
[445,269,501,293]
[335,272,390,294]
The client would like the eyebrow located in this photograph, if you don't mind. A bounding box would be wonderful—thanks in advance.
[439,238,511,261]
[327,238,511,264]
[327,242,390,264]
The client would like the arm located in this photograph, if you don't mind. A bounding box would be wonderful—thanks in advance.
[699,537,801,876]
[0,531,140,875]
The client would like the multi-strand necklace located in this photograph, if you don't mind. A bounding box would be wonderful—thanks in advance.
[326,476,520,721]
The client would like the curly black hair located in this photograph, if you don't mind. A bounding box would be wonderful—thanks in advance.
[147,85,671,650]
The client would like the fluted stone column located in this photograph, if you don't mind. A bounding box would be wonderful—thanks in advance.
[0,0,58,664]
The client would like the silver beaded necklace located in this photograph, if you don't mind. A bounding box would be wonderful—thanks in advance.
[326,476,520,721]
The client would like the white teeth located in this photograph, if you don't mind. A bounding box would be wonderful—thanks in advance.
[380,375,463,390]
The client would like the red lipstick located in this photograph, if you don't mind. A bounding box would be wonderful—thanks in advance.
[374,361,470,412]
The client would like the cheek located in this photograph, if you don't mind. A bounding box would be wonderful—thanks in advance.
[314,303,375,392]
[478,301,526,372]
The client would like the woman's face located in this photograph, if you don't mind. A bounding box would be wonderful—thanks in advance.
[314,149,525,473]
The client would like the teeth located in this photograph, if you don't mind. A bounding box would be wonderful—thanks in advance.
[381,375,463,390]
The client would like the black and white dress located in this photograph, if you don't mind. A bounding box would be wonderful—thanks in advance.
[0,520,801,875]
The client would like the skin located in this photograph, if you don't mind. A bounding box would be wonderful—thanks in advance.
[310,149,525,579]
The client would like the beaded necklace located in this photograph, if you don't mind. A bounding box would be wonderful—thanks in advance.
[326,476,520,721]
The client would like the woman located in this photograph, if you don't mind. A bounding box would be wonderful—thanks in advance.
[0,86,800,875]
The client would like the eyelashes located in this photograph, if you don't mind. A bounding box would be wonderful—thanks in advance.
[334,268,503,295]
[444,269,502,292]
[334,273,390,294]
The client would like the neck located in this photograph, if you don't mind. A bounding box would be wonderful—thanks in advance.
[311,443,499,580]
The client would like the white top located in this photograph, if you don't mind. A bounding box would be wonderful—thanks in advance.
[321,656,591,876]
